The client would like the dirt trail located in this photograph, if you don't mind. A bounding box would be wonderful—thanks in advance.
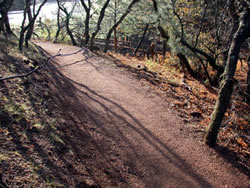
[36,42,249,187]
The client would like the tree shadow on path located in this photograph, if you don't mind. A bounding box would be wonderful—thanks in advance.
[41,52,213,187]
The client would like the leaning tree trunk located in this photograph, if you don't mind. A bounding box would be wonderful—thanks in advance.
[0,15,7,37]
[80,0,91,46]
[84,10,90,45]
[90,0,110,48]
[25,3,34,48]
[0,0,14,36]
[65,16,77,46]
[19,0,47,52]
[177,53,197,79]
[133,24,149,56]
[247,56,250,104]
[157,25,170,58]
[3,11,12,35]
[54,0,62,42]
[104,0,140,53]
[19,6,28,51]
[205,8,250,147]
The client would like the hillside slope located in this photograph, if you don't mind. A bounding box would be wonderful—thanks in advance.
[0,38,249,187]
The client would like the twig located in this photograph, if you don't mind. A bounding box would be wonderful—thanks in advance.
[0,47,86,82]
[0,49,61,82]
[0,87,7,91]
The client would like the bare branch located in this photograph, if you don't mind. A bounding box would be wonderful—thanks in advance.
[0,47,87,82]
[194,3,207,47]
[152,0,158,12]
[171,0,184,39]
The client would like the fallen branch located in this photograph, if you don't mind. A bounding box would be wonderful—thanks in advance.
[0,47,86,82]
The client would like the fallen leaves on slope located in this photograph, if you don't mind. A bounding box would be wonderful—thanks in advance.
[105,52,249,170]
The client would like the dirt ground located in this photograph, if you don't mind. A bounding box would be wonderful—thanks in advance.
[26,42,249,187]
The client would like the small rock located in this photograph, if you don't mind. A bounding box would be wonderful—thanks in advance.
[190,112,203,119]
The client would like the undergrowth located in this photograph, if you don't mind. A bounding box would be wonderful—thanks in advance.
[0,36,64,187]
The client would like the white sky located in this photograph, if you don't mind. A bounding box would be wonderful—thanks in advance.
[8,1,81,26]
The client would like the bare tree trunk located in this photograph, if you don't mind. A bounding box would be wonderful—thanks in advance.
[84,10,90,45]
[205,8,250,147]
[57,0,77,46]
[65,16,77,46]
[0,0,14,36]
[247,56,250,104]
[19,0,47,52]
[54,0,62,42]
[80,0,91,46]
[114,0,118,52]
[133,24,149,56]
[4,12,12,35]
[25,1,34,47]
[157,25,170,58]
[0,14,7,37]
[19,2,28,52]
[90,0,111,47]
[152,0,158,12]
[104,0,140,53]
[177,53,197,79]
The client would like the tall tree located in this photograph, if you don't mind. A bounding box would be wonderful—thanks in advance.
[171,0,222,83]
[0,0,14,37]
[80,0,91,45]
[104,0,141,52]
[247,56,250,104]
[54,1,63,43]
[90,0,111,48]
[205,1,250,147]
[133,23,149,56]
[57,0,77,46]
[150,0,242,85]
[19,0,47,51]
[24,0,36,47]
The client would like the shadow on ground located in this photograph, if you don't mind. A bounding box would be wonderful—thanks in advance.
[0,42,248,187]
[12,49,211,187]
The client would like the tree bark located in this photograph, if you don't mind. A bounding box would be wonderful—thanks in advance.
[0,0,14,36]
[57,1,77,46]
[104,0,140,52]
[177,53,197,79]
[133,24,149,56]
[158,25,169,41]
[25,1,34,47]
[54,0,62,42]
[19,0,47,51]
[65,16,77,46]
[90,0,111,47]
[114,0,118,52]
[152,0,158,12]
[19,0,29,52]
[180,38,220,71]
[157,25,169,57]
[205,8,250,147]
[80,0,91,45]
[247,56,250,104]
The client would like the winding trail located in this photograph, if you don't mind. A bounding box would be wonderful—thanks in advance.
[37,42,249,187]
